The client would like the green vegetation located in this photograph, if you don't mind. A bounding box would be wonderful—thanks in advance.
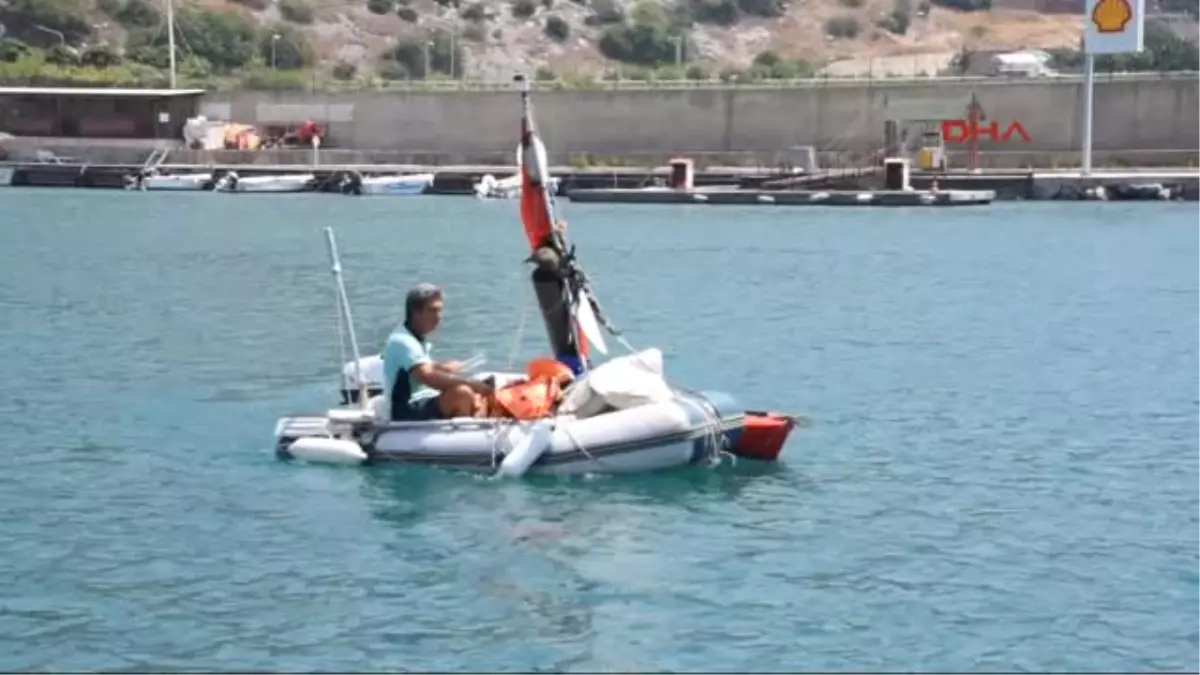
[1049,25,1199,72]
[928,0,989,10]
[878,0,911,35]
[367,0,395,14]
[599,0,690,66]
[0,0,93,46]
[380,28,466,78]
[279,0,315,24]
[462,3,488,20]
[0,0,323,89]
[0,0,1192,91]
[512,0,538,18]
[825,15,860,38]
[545,15,571,40]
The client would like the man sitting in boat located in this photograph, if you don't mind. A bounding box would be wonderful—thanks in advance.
[384,283,494,420]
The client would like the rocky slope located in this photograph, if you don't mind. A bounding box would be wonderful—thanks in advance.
[0,0,1090,82]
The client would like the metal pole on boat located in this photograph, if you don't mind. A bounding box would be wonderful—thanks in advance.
[1081,52,1095,177]
[323,227,369,409]
[166,0,177,89]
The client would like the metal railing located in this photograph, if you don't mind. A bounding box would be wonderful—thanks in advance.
[318,70,1199,93]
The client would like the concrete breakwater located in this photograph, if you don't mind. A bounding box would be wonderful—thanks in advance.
[197,74,1200,163]
[2,162,1195,200]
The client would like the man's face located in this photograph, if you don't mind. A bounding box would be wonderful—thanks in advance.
[413,297,444,334]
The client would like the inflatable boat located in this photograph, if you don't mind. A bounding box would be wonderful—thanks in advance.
[215,171,315,193]
[277,347,787,474]
[124,170,214,191]
[474,172,561,200]
[339,171,434,196]
[271,74,802,476]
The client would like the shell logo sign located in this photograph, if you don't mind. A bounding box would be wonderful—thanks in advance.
[1084,0,1144,54]
[1092,0,1132,33]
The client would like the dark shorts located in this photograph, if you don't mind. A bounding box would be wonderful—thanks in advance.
[392,394,443,421]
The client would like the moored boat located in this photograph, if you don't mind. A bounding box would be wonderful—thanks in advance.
[271,74,803,476]
[215,171,315,193]
[474,172,561,200]
[338,171,434,196]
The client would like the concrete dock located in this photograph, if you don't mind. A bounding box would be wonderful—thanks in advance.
[0,161,763,194]
[0,162,1195,201]
[565,187,997,207]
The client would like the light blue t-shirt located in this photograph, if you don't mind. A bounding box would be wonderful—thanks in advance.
[383,326,437,405]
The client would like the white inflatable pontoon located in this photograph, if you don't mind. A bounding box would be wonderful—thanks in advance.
[276,348,744,475]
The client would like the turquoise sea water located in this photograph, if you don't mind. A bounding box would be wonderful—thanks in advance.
[0,189,1195,672]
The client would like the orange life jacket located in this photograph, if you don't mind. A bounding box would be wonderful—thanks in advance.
[488,358,574,420]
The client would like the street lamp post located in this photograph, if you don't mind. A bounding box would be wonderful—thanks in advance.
[423,41,433,80]
[271,33,281,72]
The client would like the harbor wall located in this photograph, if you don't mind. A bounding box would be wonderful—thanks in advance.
[197,75,1200,160]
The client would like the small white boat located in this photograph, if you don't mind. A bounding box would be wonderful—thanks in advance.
[122,167,213,191]
[339,171,433,196]
[214,171,314,193]
[474,172,560,199]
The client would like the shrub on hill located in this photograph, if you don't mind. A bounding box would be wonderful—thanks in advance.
[260,25,314,70]
[928,0,990,10]
[103,0,160,29]
[367,0,396,14]
[825,15,860,37]
[737,0,787,17]
[279,0,315,24]
[599,2,691,66]
[0,0,93,46]
[545,14,570,40]
[126,6,258,73]
[384,29,465,77]
[512,0,538,18]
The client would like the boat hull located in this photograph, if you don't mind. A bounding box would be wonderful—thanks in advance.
[357,173,433,196]
[143,173,213,191]
[274,390,744,475]
[219,174,315,193]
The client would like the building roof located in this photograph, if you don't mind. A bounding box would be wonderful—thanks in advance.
[0,87,207,97]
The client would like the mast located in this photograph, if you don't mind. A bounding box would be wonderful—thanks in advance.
[515,73,614,374]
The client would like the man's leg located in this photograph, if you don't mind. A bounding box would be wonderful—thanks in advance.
[435,385,480,418]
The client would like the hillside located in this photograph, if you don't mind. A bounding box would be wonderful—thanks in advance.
[0,0,1182,87]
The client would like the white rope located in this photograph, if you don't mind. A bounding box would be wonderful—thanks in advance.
[506,296,534,371]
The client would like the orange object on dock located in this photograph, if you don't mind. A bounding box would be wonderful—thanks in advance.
[732,412,797,461]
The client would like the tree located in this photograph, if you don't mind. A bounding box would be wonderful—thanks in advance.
[1049,25,1199,72]
[279,0,315,24]
[689,0,740,25]
[512,0,538,18]
[545,14,570,40]
[132,6,258,72]
[0,0,93,45]
[110,0,160,29]
[385,29,465,77]
[260,25,313,70]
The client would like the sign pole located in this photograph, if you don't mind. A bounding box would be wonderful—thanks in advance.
[1082,52,1095,177]
[1082,0,1145,177]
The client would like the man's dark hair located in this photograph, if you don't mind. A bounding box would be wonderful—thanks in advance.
[404,283,442,326]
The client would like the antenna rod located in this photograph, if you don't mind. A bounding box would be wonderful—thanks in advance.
[166,0,177,89]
